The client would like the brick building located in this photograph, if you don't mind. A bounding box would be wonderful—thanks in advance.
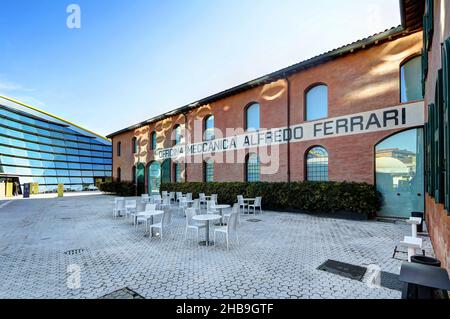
[107,1,437,223]
[408,0,450,271]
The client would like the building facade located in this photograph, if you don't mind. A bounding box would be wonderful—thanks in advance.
[409,0,450,271]
[108,26,425,220]
[0,96,112,195]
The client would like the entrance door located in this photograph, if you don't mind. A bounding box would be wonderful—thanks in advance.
[375,128,424,218]
[148,162,161,195]
[136,164,145,196]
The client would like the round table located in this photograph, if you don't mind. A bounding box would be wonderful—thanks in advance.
[192,214,222,246]
[213,204,231,226]
[136,210,164,237]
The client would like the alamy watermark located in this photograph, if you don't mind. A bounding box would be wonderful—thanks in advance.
[67,264,81,289]
[66,4,81,29]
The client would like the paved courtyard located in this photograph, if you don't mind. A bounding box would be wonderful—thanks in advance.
[0,195,433,299]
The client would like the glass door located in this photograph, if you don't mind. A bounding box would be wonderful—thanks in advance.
[375,128,424,218]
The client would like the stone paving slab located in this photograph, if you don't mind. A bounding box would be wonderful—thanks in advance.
[0,195,434,299]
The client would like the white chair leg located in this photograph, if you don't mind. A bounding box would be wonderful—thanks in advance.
[236,232,239,245]
[226,233,229,251]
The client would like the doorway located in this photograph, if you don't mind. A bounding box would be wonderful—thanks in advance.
[375,128,424,218]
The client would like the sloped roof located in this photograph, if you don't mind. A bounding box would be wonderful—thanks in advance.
[108,25,413,138]
[399,0,425,31]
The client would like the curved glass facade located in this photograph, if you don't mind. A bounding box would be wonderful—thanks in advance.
[0,99,112,193]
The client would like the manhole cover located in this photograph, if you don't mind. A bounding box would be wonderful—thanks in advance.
[247,219,262,223]
[318,260,367,281]
[100,288,145,299]
[64,248,86,255]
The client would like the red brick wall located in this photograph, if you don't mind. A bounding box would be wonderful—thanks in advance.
[112,31,422,186]
[424,0,450,272]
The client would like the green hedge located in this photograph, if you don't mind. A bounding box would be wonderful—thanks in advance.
[160,182,380,215]
[98,182,136,196]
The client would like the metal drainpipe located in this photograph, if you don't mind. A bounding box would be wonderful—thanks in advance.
[183,112,188,182]
[286,76,291,183]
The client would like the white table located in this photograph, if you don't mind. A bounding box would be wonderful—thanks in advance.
[213,204,231,225]
[406,217,422,238]
[136,210,164,237]
[192,214,221,246]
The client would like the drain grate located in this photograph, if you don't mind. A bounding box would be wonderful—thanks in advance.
[60,217,72,220]
[379,271,403,291]
[247,219,262,223]
[318,260,367,281]
[100,287,145,299]
[64,248,86,255]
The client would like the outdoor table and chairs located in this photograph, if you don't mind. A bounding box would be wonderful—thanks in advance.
[136,210,165,237]
[213,204,231,226]
[192,214,222,246]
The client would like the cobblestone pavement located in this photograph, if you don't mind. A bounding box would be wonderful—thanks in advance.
[0,195,433,299]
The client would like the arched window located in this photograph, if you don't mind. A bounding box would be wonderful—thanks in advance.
[400,56,423,103]
[150,131,157,150]
[245,103,260,131]
[117,167,121,182]
[117,142,121,156]
[246,153,260,182]
[204,115,215,141]
[306,146,329,181]
[132,137,137,154]
[174,163,182,183]
[132,165,136,184]
[173,125,182,145]
[204,160,214,182]
[305,84,328,121]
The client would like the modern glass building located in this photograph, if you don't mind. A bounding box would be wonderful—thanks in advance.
[0,96,112,195]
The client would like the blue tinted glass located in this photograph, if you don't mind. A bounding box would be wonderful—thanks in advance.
[69,170,82,177]
[67,156,80,162]
[306,85,328,121]
[55,162,68,169]
[70,177,83,184]
[246,103,260,131]
[68,163,81,169]
[82,177,94,184]
[81,163,93,170]
[401,56,423,103]
[44,170,57,176]
[45,177,58,184]
[57,177,71,184]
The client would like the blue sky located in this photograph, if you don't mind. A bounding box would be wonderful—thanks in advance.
[0,0,401,136]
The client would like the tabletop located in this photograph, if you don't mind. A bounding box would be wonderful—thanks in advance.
[137,210,164,217]
[214,204,231,209]
[407,217,422,225]
[192,214,222,222]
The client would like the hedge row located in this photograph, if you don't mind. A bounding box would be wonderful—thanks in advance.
[160,182,381,215]
[98,182,136,196]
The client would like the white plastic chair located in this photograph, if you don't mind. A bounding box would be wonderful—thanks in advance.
[193,199,201,212]
[237,195,247,215]
[206,200,217,214]
[214,212,239,250]
[125,199,137,221]
[141,194,149,203]
[248,197,262,215]
[162,191,168,197]
[113,198,125,219]
[185,208,205,241]
[211,194,218,204]
[199,193,207,207]
[169,192,175,203]
[187,193,193,201]
[224,203,239,225]
[135,204,157,230]
[149,210,172,239]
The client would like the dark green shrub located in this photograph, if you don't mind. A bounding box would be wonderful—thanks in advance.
[98,182,136,196]
[160,181,380,215]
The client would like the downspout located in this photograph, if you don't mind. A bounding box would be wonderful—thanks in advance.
[286,76,291,183]
[183,112,189,182]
